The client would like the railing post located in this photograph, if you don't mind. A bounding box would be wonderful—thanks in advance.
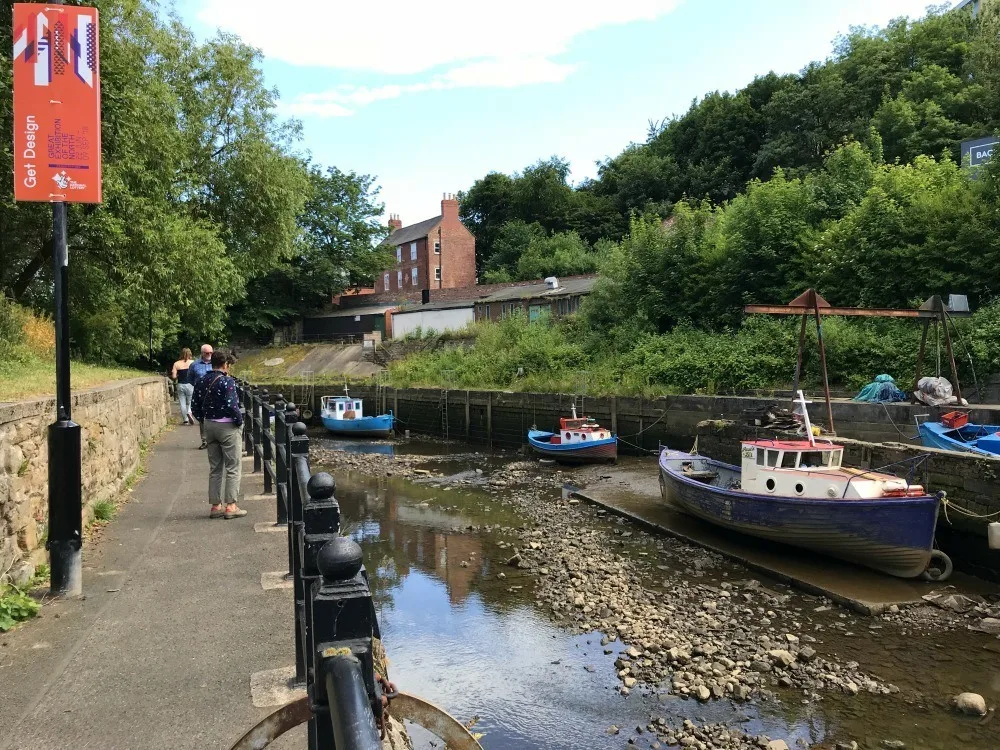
[242,384,254,457]
[312,536,380,750]
[274,397,288,525]
[253,389,264,473]
[262,395,274,495]
[301,472,340,742]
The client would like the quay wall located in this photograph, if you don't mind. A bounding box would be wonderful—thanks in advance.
[0,378,171,583]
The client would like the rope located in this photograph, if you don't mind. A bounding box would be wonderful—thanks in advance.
[616,436,658,454]
[879,402,920,441]
[942,495,1000,522]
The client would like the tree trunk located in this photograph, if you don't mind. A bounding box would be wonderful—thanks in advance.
[10,239,52,300]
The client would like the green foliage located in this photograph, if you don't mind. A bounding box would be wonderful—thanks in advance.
[92,500,116,523]
[0,585,40,632]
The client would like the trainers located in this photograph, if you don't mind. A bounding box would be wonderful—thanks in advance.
[224,506,248,519]
[209,505,225,519]
[199,441,208,450]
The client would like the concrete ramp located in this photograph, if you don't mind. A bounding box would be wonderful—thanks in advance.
[283,344,382,379]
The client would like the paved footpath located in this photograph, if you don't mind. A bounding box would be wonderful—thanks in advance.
[0,425,305,750]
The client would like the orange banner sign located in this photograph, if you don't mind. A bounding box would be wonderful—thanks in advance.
[12,3,102,203]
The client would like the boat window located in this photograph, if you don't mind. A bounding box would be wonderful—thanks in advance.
[780,451,797,468]
[337,403,344,411]
[831,452,842,468]
[766,450,779,467]
[756,449,765,466]
[799,451,829,468]
[354,401,361,410]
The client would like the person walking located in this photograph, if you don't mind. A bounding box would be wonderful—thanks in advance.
[171,348,196,425]
[191,350,247,519]
[188,344,215,449]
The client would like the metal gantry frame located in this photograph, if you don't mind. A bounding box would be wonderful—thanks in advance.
[744,289,972,434]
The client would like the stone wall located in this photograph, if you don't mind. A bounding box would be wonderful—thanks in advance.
[0,377,171,582]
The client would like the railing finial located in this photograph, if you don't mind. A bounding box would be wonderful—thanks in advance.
[308,471,336,500]
[317,537,364,582]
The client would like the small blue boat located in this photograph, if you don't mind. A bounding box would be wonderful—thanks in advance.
[320,391,394,438]
[917,418,1000,457]
[527,406,617,464]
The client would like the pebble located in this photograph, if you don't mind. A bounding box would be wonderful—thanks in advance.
[953,692,987,716]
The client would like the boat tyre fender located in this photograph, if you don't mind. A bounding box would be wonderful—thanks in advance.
[921,550,953,582]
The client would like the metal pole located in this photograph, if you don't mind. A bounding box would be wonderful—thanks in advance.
[792,313,807,395]
[810,291,836,436]
[48,198,82,597]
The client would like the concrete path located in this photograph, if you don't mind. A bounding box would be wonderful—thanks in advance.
[0,425,304,750]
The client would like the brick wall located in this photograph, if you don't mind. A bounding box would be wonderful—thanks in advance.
[438,197,476,289]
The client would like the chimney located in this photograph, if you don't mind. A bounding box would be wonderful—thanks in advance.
[441,192,459,222]
[388,213,402,231]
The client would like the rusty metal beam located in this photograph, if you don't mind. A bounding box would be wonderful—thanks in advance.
[744,304,927,318]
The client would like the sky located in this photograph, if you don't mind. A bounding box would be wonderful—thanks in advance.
[174,0,939,226]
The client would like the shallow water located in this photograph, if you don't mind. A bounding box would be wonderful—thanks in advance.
[316,440,1000,750]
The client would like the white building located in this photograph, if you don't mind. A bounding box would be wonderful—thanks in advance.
[390,301,474,339]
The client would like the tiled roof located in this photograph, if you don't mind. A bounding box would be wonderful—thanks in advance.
[387,215,442,246]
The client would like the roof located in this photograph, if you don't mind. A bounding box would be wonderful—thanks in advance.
[392,300,475,315]
[476,275,598,303]
[388,215,442,246]
[306,305,395,319]
[744,440,842,451]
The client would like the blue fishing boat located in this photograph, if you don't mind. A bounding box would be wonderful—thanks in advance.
[528,404,617,464]
[658,392,950,580]
[320,389,394,438]
[917,412,1000,457]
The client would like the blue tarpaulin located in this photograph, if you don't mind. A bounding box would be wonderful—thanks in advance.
[854,374,907,403]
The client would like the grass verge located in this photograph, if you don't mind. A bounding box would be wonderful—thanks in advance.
[0,360,148,403]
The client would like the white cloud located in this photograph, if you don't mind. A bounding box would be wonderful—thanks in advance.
[198,0,680,115]
[285,58,577,117]
[197,0,682,74]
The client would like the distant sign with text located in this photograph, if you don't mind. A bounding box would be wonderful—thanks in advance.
[962,135,997,170]
[12,3,102,203]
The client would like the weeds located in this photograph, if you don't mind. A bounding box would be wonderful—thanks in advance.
[92,499,116,522]
[0,585,40,631]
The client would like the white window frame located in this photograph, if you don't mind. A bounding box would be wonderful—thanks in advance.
[395,247,401,264]
[434,240,441,254]
[383,273,389,290]
[411,267,418,286]
[410,242,417,261]
[397,270,402,288]
[434,267,441,281]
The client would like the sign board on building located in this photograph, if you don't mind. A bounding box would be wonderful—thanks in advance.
[12,3,102,203]
[961,135,998,170]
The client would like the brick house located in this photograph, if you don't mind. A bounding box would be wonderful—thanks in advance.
[375,194,476,294]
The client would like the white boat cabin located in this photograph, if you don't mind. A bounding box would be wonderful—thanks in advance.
[321,396,365,421]
[551,417,611,445]
[740,439,925,500]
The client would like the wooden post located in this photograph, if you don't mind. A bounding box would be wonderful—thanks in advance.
[465,390,471,438]
[810,290,835,435]
[393,388,398,420]
[486,392,493,449]
[610,396,618,435]
[792,313,807,394]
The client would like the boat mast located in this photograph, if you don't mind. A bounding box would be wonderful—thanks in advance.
[571,399,577,420]
[795,390,816,447]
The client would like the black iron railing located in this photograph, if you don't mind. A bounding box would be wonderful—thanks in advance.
[236,380,382,750]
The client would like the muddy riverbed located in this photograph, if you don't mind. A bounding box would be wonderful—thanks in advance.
[311,435,1000,750]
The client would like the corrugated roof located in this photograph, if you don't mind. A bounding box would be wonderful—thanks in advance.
[393,300,475,315]
[306,305,395,319]
[387,215,442,246]
[476,276,598,303]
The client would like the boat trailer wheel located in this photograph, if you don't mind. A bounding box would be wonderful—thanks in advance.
[921,550,953,582]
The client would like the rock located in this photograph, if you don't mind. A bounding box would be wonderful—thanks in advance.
[497,572,506,580]
[784,634,799,645]
[767,741,790,750]
[973,617,1000,635]
[835,743,858,750]
[608,726,620,735]
[626,646,642,658]
[768,650,796,668]
[624,676,638,688]
[695,686,711,701]
[798,646,816,662]
[459,560,469,568]
[953,692,987,716]
[880,742,906,750]
[506,553,522,567]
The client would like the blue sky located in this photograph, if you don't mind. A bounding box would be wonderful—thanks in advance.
[175,0,937,226]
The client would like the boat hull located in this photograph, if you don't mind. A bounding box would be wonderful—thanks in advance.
[528,430,617,464]
[658,450,940,578]
[918,421,1000,457]
[321,414,394,438]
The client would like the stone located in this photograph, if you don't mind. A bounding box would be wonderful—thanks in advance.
[767,742,790,750]
[797,646,816,662]
[784,634,799,645]
[973,617,1000,635]
[768,650,796,668]
[953,692,987,716]
[624,676,638,688]
[835,743,859,750]
[880,742,906,750]
[695,685,710,701]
